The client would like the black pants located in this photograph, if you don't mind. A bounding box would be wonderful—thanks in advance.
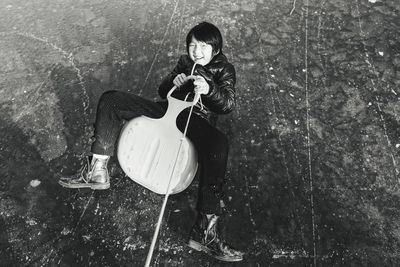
[91,90,228,214]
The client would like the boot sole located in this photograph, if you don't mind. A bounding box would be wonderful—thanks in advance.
[188,240,243,262]
[58,180,110,190]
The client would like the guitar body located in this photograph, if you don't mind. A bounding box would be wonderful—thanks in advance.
[117,91,198,195]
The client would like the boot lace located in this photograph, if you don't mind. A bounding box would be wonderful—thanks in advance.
[203,215,219,245]
[79,156,106,183]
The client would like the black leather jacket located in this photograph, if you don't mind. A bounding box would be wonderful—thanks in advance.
[158,53,236,123]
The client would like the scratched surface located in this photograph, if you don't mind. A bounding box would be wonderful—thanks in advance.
[1,0,399,266]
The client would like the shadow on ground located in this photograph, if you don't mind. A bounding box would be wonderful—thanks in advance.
[1,0,400,266]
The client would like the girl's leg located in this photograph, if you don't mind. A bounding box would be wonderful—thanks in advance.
[178,113,242,262]
[91,90,166,156]
[59,90,167,190]
[177,113,229,215]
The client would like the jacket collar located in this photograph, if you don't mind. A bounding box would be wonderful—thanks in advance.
[207,53,227,66]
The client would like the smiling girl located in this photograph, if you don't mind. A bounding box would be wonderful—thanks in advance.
[59,21,243,262]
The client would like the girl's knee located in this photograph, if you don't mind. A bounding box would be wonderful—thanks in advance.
[100,90,119,100]
[98,90,122,106]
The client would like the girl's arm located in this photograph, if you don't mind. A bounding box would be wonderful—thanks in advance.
[158,56,188,99]
[199,63,236,114]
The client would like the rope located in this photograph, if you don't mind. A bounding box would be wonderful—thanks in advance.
[144,63,199,267]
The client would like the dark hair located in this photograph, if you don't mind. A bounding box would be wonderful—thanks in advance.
[186,21,223,55]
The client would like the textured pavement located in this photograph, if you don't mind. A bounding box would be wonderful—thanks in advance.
[1,0,400,266]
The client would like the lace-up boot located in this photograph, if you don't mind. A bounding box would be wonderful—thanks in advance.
[58,156,110,190]
[188,213,243,262]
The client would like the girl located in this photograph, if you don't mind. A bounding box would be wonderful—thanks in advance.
[59,21,243,262]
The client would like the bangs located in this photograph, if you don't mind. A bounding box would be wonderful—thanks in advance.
[186,22,223,54]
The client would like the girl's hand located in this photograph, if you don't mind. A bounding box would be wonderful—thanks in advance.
[173,73,196,87]
[193,76,209,95]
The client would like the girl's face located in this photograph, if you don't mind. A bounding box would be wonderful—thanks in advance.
[188,37,215,66]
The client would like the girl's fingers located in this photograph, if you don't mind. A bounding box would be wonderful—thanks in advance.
[178,75,183,84]
[174,74,208,93]
[174,74,187,86]
[185,75,197,81]
[193,79,206,87]
[193,76,209,94]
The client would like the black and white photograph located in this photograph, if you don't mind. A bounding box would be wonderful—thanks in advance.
[0,0,399,266]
